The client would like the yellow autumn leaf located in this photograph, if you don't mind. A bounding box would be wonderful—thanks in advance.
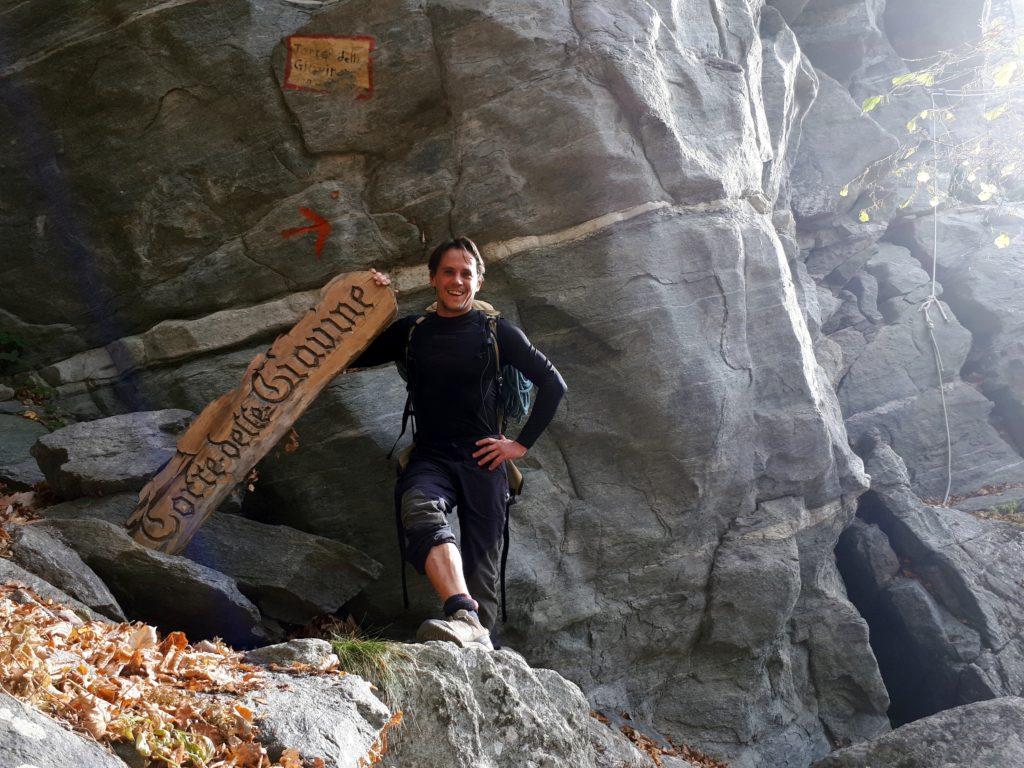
[992,61,1018,88]
[984,103,1008,121]
[839,185,849,197]
[861,95,882,113]
[929,196,940,207]
[858,210,870,223]
[994,233,1011,248]
[917,170,931,182]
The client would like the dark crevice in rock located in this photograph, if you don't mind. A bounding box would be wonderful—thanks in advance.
[835,475,1021,730]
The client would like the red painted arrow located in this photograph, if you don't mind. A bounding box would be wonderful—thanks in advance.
[281,207,332,259]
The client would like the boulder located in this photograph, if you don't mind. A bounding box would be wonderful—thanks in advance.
[225,671,392,767]
[812,697,1024,768]
[244,638,339,669]
[835,295,971,416]
[0,691,127,768]
[184,511,384,625]
[32,409,194,498]
[41,491,383,626]
[0,557,106,622]
[382,643,595,767]
[7,523,125,620]
[34,517,267,647]
[0,413,47,489]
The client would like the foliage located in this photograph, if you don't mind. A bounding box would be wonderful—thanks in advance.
[973,498,1024,525]
[14,380,67,431]
[845,16,1024,245]
[0,331,27,376]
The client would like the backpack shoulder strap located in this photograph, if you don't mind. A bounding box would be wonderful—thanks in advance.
[485,315,507,435]
[387,316,427,459]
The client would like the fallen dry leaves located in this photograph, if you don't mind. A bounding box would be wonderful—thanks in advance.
[0,584,395,768]
[591,711,730,768]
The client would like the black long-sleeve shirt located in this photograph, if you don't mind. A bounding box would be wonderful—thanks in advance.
[353,310,566,448]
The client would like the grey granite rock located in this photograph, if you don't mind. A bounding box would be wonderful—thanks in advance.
[0,384,14,400]
[812,697,1024,768]
[838,436,1024,723]
[790,0,887,85]
[845,383,1023,500]
[383,643,595,768]
[244,638,339,669]
[0,0,937,763]
[835,295,971,416]
[229,670,391,767]
[7,523,125,620]
[35,517,266,647]
[892,210,1024,455]
[40,491,383,627]
[0,691,127,768]
[0,413,47,488]
[834,518,900,613]
[184,511,384,625]
[791,70,898,224]
[32,410,193,498]
[0,557,106,622]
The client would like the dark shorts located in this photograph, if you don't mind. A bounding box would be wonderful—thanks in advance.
[395,439,509,629]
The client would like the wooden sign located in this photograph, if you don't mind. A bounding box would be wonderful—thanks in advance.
[127,271,396,554]
[283,35,375,97]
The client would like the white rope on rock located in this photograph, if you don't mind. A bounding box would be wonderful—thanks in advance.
[920,91,954,507]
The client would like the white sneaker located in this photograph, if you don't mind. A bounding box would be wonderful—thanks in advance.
[416,609,494,650]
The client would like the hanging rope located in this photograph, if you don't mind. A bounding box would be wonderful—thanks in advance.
[919,91,954,507]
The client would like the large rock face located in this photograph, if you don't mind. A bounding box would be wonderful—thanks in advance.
[10,0,1024,764]
[0,1,893,764]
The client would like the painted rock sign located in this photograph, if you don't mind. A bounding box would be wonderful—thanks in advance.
[283,34,375,97]
[127,271,396,554]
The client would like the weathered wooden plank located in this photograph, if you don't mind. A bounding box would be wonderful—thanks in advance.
[127,271,396,554]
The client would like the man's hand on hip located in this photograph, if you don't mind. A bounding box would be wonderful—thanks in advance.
[473,436,527,471]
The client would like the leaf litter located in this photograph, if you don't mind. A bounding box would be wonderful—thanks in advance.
[0,583,396,767]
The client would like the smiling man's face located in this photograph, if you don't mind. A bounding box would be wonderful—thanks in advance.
[429,247,482,317]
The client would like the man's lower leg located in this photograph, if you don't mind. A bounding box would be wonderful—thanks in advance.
[423,543,471,604]
[418,543,491,649]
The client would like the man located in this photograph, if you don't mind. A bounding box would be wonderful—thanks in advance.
[355,237,566,650]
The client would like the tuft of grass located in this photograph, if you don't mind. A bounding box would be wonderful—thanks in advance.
[974,500,1024,525]
[330,631,411,708]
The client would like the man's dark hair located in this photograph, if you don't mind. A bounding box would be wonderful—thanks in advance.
[427,237,485,278]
